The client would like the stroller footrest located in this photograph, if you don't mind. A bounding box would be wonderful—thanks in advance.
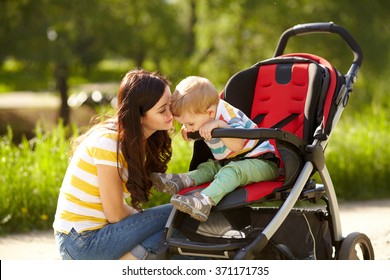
[167,238,246,259]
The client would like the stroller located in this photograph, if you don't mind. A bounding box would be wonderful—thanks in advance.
[158,22,375,260]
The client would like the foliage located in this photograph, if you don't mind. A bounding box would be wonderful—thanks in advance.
[0,123,75,234]
[1,0,390,98]
[0,0,186,88]
[325,109,390,201]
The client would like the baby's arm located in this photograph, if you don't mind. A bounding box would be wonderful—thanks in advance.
[200,120,246,152]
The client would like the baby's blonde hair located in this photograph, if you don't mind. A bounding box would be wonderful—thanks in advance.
[171,76,220,117]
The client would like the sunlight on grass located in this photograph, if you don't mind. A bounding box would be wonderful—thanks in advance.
[325,109,389,199]
[2,58,24,72]
[97,59,134,72]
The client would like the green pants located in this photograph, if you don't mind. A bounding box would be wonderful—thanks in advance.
[187,158,279,205]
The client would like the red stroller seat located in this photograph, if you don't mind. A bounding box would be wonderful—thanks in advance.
[159,22,374,260]
[181,53,338,209]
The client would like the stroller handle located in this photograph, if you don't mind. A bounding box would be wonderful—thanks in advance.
[187,128,305,150]
[274,22,363,67]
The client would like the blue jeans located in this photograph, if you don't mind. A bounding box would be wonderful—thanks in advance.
[55,204,172,260]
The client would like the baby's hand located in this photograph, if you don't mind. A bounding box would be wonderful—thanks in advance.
[199,120,226,140]
[181,125,190,141]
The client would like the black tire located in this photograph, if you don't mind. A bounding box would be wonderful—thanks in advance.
[337,232,375,260]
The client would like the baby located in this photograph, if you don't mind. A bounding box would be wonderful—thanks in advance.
[152,76,279,221]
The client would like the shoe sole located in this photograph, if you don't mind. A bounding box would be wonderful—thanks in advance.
[151,174,177,195]
[170,196,208,222]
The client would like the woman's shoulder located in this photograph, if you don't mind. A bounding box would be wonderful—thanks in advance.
[86,123,119,147]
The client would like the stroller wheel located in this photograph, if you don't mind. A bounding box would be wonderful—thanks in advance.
[337,232,375,260]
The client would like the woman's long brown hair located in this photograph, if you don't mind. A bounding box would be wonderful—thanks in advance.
[116,69,172,211]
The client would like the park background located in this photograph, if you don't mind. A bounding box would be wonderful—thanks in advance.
[0,0,389,235]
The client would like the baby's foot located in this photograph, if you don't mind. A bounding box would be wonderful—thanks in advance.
[170,192,212,222]
[151,173,192,195]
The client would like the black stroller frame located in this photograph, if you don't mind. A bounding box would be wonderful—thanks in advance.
[159,22,374,260]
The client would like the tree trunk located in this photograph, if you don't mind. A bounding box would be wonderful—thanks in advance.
[187,0,197,56]
[55,63,70,125]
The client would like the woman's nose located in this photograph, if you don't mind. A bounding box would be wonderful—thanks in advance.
[166,109,173,119]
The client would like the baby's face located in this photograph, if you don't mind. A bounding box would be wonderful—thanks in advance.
[175,112,213,132]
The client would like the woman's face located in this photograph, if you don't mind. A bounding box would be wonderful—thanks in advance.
[141,86,173,138]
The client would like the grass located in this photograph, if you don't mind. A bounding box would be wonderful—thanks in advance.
[325,109,389,200]
[0,109,389,235]
[0,122,193,235]
[0,122,75,234]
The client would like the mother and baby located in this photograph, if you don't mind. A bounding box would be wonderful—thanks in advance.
[53,69,279,260]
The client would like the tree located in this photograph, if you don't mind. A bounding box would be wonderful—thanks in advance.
[1,0,389,115]
[0,0,105,124]
[174,0,390,97]
[0,0,187,124]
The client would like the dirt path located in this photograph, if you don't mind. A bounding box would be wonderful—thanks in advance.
[0,199,389,260]
[337,199,390,260]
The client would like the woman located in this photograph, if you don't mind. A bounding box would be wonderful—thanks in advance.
[53,69,174,259]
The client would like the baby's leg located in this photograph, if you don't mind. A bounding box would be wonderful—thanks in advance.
[186,159,222,185]
[201,159,279,204]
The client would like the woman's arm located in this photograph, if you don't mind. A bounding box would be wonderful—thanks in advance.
[97,164,138,223]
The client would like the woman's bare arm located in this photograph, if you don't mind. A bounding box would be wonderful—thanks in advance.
[97,164,138,223]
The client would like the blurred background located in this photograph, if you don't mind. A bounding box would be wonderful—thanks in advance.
[0,0,389,234]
